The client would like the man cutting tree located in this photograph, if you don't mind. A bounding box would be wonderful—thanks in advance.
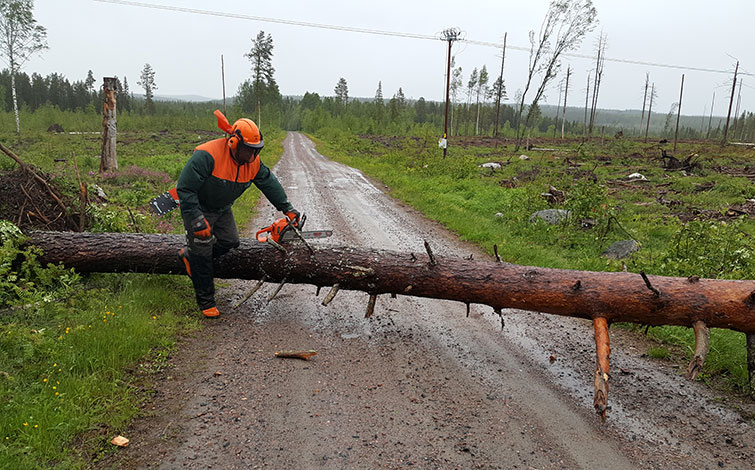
[177,110,299,318]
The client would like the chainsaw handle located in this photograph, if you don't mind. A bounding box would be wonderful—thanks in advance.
[255,226,272,242]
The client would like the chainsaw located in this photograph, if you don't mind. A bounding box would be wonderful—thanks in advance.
[255,213,332,244]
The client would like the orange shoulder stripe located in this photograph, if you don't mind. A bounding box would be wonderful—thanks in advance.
[195,138,260,183]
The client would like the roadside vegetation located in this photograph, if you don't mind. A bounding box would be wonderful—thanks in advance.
[0,111,285,468]
[310,127,754,392]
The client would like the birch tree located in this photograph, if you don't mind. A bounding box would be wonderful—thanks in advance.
[0,0,47,134]
[514,0,597,150]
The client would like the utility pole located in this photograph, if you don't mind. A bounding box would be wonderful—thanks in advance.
[493,32,507,148]
[221,54,227,115]
[722,60,739,146]
[673,74,684,152]
[644,83,654,143]
[440,28,461,158]
[561,66,571,139]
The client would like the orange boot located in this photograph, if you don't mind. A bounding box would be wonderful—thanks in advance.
[202,306,220,318]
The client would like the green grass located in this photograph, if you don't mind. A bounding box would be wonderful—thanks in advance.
[310,128,755,392]
[0,274,200,469]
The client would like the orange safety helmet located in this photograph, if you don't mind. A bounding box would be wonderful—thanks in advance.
[213,110,264,152]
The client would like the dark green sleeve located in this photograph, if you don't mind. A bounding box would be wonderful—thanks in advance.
[177,150,214,221]
[252,162,294,212]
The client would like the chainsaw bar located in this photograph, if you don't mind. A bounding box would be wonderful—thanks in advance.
[149,188,179,216]
[279,230,333,241]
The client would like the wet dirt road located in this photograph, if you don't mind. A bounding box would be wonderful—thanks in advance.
[103,132,753,469]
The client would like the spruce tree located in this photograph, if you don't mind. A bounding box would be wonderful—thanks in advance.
[137,63,157,115]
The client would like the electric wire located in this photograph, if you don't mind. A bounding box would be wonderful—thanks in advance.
[94,0,751,78]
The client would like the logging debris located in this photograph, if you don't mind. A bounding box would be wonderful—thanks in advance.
[0,144,83,232]
[275,350,318,360]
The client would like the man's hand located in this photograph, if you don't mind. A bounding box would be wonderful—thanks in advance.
[191,215,212,239]
[285,209,301,226]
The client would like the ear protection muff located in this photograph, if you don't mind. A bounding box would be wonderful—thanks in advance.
[227,129,243,151]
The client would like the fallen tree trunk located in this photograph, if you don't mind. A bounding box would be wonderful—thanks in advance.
[26,231,755,415]
[27,231,755,334]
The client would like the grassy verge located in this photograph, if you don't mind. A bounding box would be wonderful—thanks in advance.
[0,125,285,468]
[309,128,754,392]
[0,272,199,469]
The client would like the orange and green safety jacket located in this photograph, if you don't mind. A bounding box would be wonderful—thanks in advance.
[176,138,293,221]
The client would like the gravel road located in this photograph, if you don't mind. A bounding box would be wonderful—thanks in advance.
[100,132,754,470]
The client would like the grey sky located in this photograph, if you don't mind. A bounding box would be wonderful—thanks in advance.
[24,0,755,118]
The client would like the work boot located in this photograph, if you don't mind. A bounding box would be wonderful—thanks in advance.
[202,306,220,318]
[178,248,191,277]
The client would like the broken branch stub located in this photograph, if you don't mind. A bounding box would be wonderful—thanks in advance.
[593,317,610,420]
[686,320,710,380]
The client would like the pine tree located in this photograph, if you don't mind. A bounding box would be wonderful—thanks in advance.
[84,69,95,92]
[241,30,280,123]
[374,81,384,122]
[137,63,157,115]
[334,77,348,113]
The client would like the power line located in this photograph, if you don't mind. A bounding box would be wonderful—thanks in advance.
[95,0,751,78]
[93,0,439,41]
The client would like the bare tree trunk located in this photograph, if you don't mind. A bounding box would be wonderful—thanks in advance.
[673,74,684,152]
[554,85,562,138]
[493,33,507,147]
[640,72,649,131]
[707,92,715,139]
[644,83,654,143]
[11,70,20,135]
[561,66,570,139]
[733,79,743,140]
[100,77,118,173]
[588,36,605,139]
[583,75,590,142]
[722,61,739,147]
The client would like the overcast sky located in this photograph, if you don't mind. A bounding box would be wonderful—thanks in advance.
[23,0,755,118]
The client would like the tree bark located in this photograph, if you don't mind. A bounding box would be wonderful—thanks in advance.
[100,77,118,173]
[26,231,755,334]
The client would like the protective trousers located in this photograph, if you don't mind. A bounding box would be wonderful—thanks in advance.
[182,209,240,309]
